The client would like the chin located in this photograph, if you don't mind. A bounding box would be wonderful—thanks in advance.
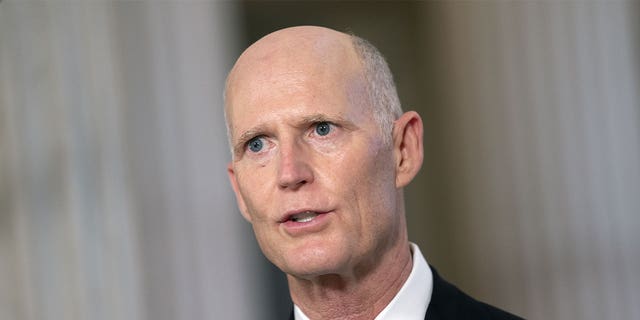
[280,243,349,278]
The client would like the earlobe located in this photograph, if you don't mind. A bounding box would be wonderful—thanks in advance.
[227,162,253,223]
[393,111,424,188]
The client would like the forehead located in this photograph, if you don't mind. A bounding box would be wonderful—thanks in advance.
[225,33,370,138]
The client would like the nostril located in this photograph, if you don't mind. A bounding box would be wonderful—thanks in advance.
[279,177,308,190]
[277,163,313,190]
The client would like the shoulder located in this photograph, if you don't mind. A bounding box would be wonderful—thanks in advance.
[426,266,525,320]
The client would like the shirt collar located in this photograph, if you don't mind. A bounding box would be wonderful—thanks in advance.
[294,243,433,320]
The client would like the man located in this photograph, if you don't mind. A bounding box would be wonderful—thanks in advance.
[224,25,522,320]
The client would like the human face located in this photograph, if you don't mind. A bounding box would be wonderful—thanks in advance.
[226,40,404,279]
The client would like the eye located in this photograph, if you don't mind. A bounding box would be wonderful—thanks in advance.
[315,122,332,136]
[247,137,264,152]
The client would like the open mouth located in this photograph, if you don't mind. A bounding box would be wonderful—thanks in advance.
[281,210,330,224]
[280,210,332,234]
[289,211,320,223]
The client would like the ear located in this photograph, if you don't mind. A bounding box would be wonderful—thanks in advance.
[227,162,253,223]
[392,111,424,188]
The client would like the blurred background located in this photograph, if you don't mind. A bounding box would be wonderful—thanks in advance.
[1,1,639,319]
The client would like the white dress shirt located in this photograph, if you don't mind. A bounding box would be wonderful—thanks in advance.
[294,243,433,320]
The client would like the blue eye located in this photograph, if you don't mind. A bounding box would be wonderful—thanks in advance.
[247,137,264,152]
[315,122,331,136]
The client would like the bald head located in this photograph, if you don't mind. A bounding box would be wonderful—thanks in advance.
[227,26,357,89]
[226,26,361,122]
[224,26,402,149]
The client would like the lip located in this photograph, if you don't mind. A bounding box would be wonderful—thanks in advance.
[279,208,330,223]
[279,209,333,236]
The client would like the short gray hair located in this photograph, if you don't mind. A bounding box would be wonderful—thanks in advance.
[350,35,403,143]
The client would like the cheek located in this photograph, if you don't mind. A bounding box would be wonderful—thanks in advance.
[338,141,398,218]
[357,142,396,196]
[360,145,398,217]
[250,224,285,266]
[235,168,273,222]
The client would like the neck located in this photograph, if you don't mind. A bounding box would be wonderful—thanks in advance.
[287,238,413,320]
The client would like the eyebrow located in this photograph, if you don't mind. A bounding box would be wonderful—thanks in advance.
[232,113,357,158]
[298,114,351,127]
[233,124,270,157]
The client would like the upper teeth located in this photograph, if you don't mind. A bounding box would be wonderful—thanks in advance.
[291,211,318,223]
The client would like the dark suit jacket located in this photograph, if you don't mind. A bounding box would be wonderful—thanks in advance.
[288,266,524,320]
[426,267,523,319]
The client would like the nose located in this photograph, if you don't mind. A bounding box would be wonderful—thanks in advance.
[276,139,314,190]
